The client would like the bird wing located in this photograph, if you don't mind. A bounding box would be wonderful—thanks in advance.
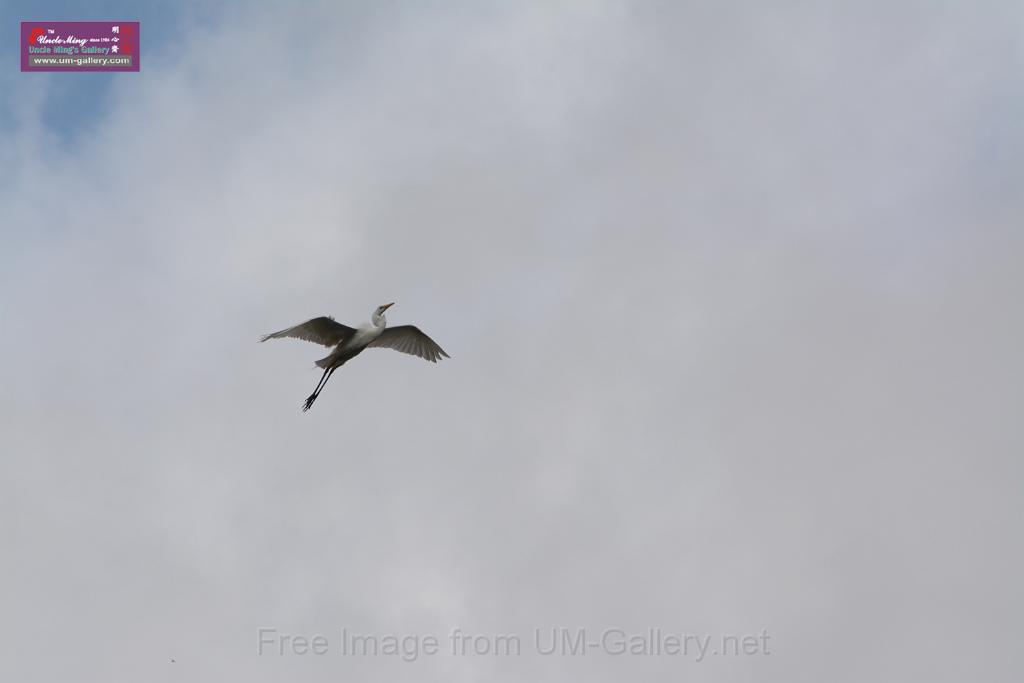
[368,325,450,362]
[259,316,355,347]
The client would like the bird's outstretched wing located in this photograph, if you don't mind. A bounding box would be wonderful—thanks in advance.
[259,316,355,347]
[368,325,450,362]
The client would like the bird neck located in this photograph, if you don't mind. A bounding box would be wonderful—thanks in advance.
[371,313,387,328]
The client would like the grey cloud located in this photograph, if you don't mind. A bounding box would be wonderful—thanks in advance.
[1,2,1021,681]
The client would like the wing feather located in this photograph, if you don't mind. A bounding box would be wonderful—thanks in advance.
[368,325,450,363]
[259,316,355,347]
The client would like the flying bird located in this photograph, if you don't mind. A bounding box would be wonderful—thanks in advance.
[261,303,449,411]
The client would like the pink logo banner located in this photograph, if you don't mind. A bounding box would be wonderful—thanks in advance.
[21,21,139,72]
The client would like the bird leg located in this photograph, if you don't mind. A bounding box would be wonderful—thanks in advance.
[303,369,329,411]
[302,366,336,412]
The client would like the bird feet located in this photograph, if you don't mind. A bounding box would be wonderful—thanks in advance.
[302,393,318,412]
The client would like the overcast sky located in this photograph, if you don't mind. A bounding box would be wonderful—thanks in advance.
[2,2,1022,681]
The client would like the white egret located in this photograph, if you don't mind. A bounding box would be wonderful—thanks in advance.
[261,303,449,411]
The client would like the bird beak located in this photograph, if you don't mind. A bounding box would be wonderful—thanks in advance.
[381,302,394,311]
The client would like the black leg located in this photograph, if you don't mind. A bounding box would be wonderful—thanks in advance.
[303,367,330,411]
[302,366,336,412]
[313,366,332,394]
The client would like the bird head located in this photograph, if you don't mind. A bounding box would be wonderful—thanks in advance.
[372,302,394,326]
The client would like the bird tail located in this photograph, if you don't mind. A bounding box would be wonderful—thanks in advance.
[315,353,349,369]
